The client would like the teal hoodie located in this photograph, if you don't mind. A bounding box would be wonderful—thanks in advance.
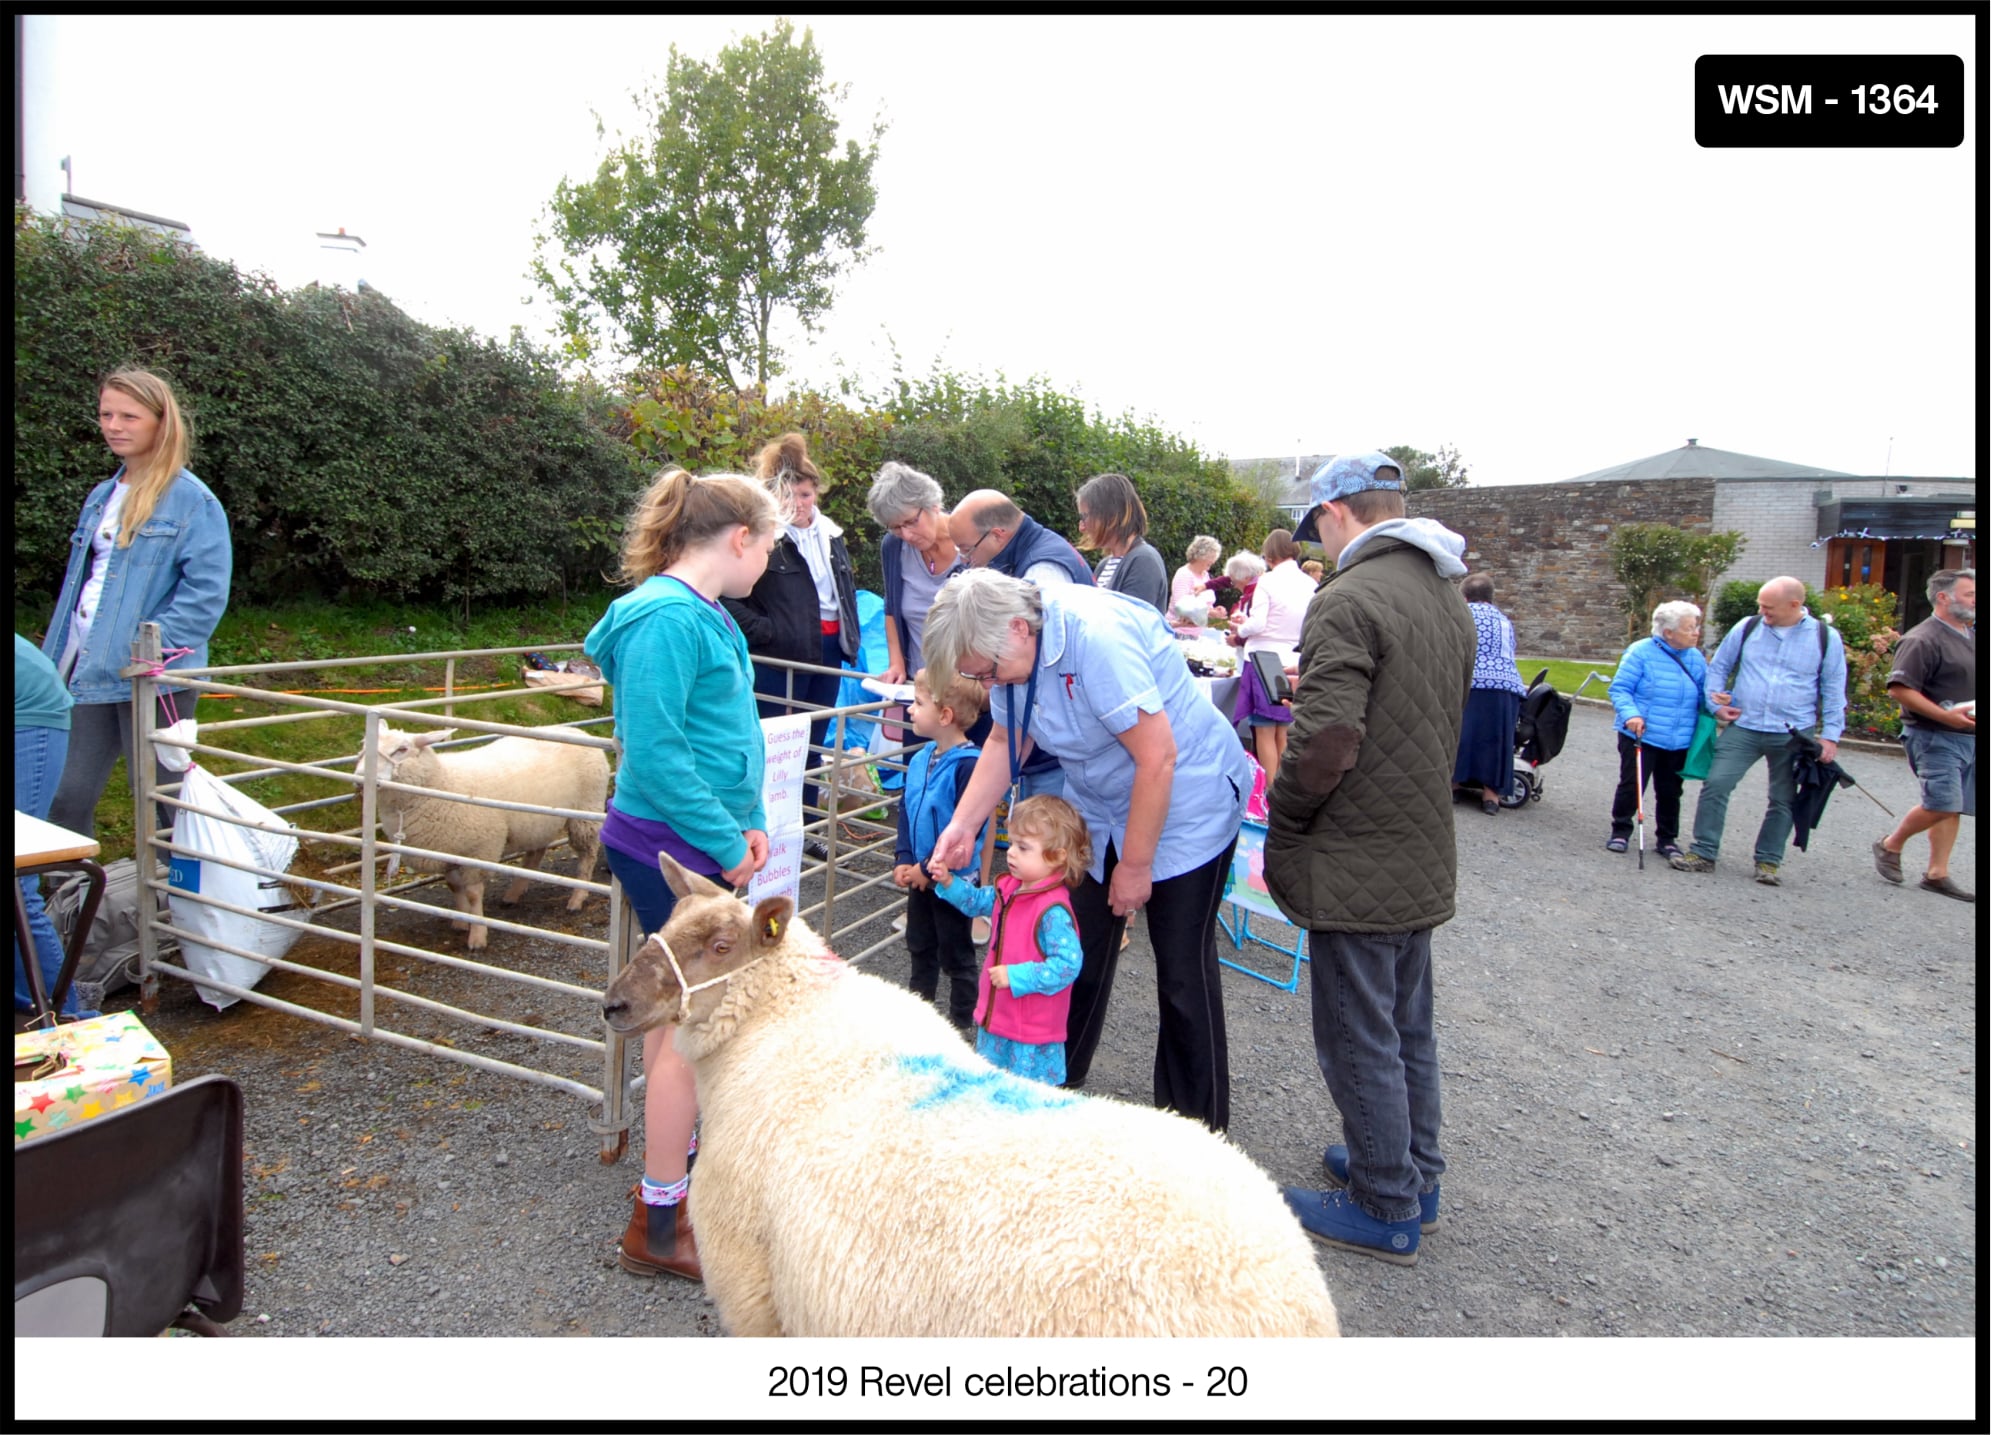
[585,575,767,870]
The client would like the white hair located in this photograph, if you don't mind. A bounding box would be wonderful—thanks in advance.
[1651,600,1703,638]
[1223,551,1267,584]
[1185,534,1222,564]
[867,461,945,528]
[922,566,1044,677]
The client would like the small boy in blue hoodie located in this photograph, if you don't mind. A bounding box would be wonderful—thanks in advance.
[894,667,989,1035]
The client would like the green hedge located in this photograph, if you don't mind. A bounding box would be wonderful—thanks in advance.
[14,205,643,615]
[16,205,1278,614]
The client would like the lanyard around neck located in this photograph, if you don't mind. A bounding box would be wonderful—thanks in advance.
[1004,628,1043,788]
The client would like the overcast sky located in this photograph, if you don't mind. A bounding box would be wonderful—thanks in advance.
[20,12,1979,485]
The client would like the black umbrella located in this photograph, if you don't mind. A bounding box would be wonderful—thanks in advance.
[1787,732,1859,852]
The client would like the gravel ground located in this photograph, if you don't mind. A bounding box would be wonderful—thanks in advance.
[115,711,1977,1340]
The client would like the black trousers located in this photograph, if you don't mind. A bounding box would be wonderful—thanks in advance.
[1610,733,1689,845]
[905,885,978,1028]
[1065,834,1237,1131]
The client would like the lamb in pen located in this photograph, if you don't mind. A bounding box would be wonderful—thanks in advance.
[364,726,607,950]
[600,853,1342,1338]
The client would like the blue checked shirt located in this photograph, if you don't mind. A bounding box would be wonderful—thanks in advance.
[1705,614,1848,744]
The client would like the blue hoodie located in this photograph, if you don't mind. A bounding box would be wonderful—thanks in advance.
[585,575,767,871]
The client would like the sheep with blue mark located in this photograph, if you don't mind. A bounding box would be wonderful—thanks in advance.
[600,852,1342,1338]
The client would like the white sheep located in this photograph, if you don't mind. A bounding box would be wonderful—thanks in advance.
[365,726,608,951]
[600,854,1341,1338]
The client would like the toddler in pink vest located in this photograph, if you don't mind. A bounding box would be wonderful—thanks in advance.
[929,795,1087,1086]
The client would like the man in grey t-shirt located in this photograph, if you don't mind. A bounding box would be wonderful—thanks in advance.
[1872,569,1977,901]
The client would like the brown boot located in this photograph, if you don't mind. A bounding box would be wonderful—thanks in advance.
[617,1185,702,1281]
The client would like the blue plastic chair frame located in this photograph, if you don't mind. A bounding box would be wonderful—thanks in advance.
[1215,903,1309,993]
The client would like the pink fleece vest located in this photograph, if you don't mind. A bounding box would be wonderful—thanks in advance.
[974,875,1075,1045]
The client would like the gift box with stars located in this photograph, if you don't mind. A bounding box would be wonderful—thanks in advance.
[14,1011,173,1143]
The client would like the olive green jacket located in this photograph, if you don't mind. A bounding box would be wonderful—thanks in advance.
[1265,527,1477,933]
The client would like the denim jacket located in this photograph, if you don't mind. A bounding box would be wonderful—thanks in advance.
[41,468,233,704]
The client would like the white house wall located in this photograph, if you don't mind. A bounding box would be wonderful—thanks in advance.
[1710,477,1976,594]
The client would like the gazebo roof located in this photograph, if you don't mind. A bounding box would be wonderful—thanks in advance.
[1560,441,1855,484]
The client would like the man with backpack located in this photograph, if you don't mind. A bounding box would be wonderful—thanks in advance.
[1671,576,1848,886]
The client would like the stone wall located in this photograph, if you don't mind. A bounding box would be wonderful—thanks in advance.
[1406,479,1717,659]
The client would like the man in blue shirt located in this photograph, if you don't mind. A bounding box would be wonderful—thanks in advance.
[1671,576,1848,885]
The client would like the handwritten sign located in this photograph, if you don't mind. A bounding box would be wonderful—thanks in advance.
[747,828,803,908]
[749,714,811,909]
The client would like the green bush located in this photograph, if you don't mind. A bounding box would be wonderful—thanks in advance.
[1820,583,1904,739]
[14,205,643,616]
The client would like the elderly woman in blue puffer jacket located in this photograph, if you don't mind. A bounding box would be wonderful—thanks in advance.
[1605,600,1709,859]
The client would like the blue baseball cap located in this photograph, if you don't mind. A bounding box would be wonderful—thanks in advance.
[1292,452,1406,543]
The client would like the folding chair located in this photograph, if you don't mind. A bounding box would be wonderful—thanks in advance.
[14,1074,245,1336]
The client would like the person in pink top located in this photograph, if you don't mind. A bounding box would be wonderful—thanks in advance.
[929,794,1088,1087]
[1230,529,1319,785]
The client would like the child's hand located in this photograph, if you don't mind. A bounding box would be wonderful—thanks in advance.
[892,863,918,889]
[925,855,954,886]
[989,963,1011,990]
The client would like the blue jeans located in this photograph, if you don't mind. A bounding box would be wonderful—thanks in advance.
[1306,927,1442,1224]
[1690,724,1803,866]
[16,723,83,1015]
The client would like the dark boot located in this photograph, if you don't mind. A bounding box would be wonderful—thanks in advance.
[618,1186,702,1281]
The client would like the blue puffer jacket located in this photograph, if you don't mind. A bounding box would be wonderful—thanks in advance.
[1608,635,1709,751]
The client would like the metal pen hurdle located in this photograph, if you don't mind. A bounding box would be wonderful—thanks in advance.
[124,623,912,1164]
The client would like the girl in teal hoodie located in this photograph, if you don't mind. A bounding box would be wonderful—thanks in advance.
[585,467,781,1283]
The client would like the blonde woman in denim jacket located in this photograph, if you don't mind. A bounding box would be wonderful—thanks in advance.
[42,370,232,839]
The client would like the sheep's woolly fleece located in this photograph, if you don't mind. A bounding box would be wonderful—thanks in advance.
[659,926,1340,1338]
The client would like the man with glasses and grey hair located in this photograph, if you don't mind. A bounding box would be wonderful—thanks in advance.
[944,490,1094,799]
[1873,569,1977,901]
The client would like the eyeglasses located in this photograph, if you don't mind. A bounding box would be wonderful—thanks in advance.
[944,523,992,555]
[889,512,929,537]
[957,656,1001,683]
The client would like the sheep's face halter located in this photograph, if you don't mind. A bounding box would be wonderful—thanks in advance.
[643,931,774,1026]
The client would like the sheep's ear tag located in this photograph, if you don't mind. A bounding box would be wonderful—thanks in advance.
[750,896,793,947]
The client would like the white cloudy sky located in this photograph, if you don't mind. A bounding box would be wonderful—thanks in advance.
[20,12,1979,484]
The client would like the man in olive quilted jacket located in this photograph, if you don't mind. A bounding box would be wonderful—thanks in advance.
[1265,453,1477,1267]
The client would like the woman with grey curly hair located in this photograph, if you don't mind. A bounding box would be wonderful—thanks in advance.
[1169,534,1227,636]
[922,565,1249,1133]
[868,461,963,689]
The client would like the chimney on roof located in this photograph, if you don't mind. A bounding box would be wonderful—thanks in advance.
[1687,438,1698,447]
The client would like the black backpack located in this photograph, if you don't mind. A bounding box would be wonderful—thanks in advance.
[1514,671,1573,764]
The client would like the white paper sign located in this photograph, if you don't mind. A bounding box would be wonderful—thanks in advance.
[749,714,811,908]
[747,828,803,908]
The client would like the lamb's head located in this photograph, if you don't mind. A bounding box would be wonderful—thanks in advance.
[601,852,796,1035]
[362,726,456,787]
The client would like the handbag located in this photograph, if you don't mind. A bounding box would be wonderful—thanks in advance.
[1248,649,1292,705]
[1680,709,1720,780]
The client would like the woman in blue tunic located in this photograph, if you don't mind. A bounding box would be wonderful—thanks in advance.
[924,566,1250,1132]
[1451,573,1527,813]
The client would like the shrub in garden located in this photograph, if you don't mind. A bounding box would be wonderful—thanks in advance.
[14,205,642,615]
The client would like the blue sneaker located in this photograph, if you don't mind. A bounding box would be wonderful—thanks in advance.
[1283,1186,1420,1265]
[1323,1144,1441,1232]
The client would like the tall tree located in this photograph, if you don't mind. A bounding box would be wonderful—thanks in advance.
[1381,442,1471,491]
[533,20,882,387]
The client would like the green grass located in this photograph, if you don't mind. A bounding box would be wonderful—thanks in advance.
[1516,658,1622,698]
[51,595,624,866]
